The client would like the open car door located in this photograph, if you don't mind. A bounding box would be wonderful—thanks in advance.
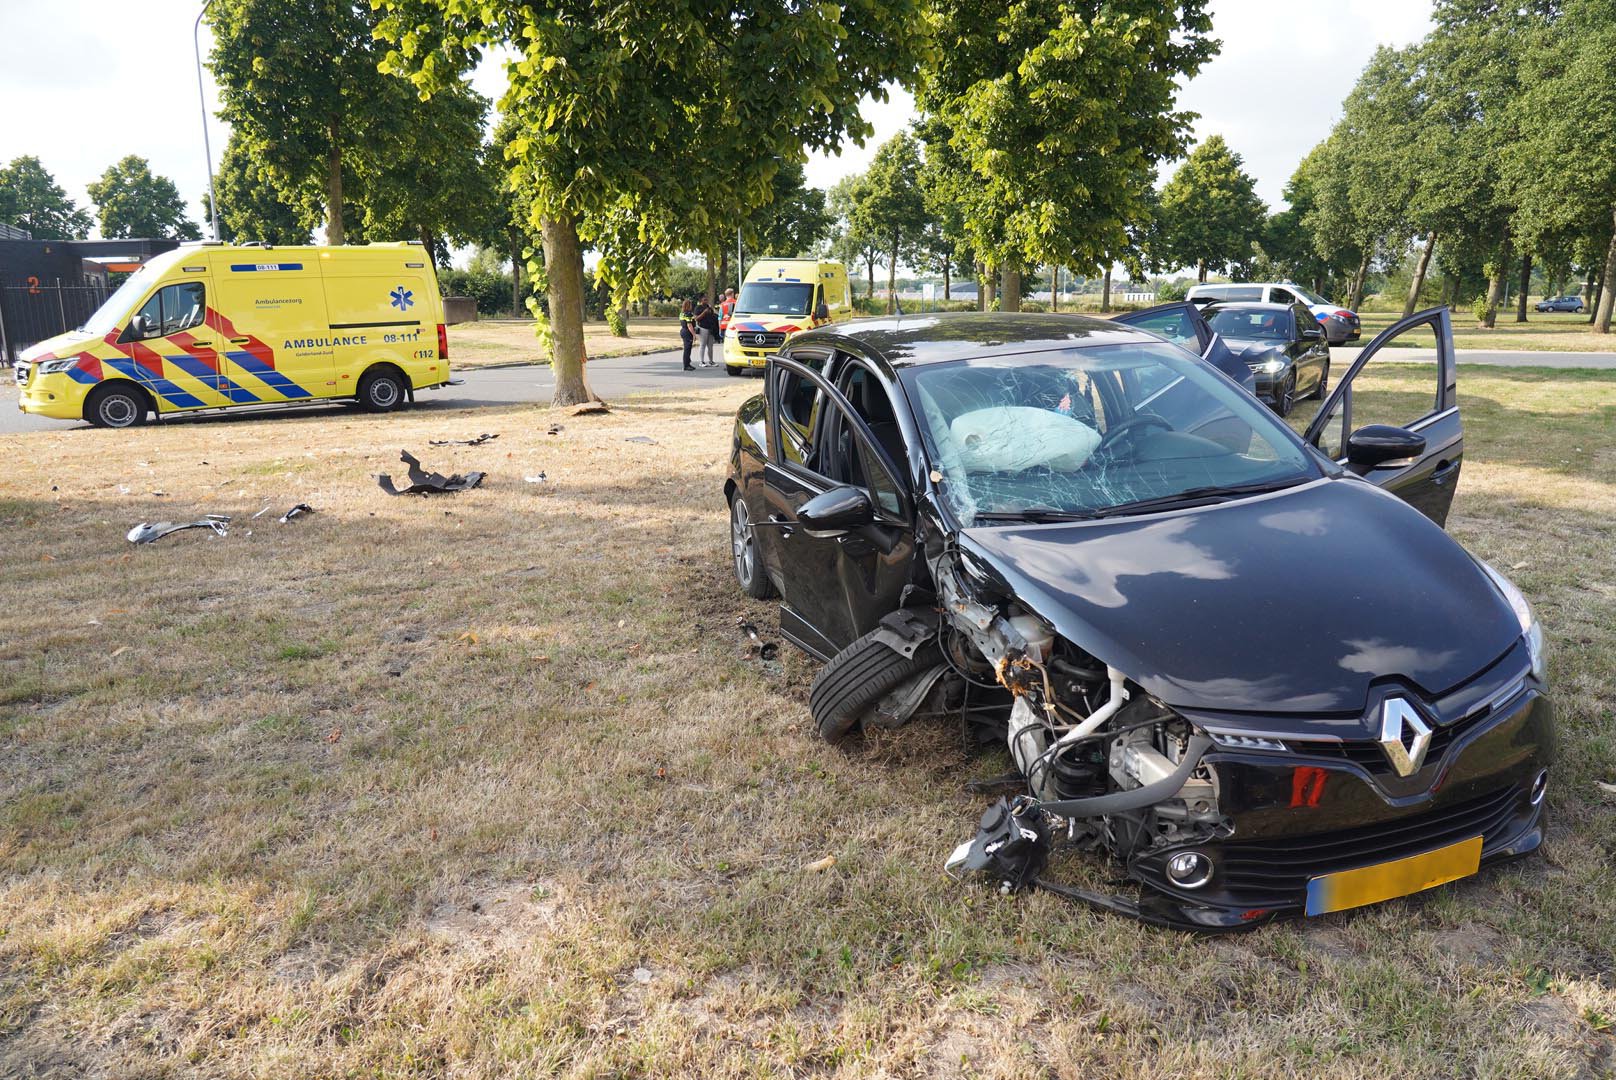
[1298,306,1461,526]
[1112,301,1253,390]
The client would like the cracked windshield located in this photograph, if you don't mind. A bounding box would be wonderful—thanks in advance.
[905,342,1317,525]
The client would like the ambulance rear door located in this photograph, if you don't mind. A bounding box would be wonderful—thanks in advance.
[209,255,332,404]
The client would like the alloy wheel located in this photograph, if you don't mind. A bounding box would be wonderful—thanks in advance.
[731,498,755,586]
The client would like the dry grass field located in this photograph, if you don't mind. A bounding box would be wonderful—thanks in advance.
[1,365,1615,1078]
[450,319,683,369]
[1356,310,1616,353]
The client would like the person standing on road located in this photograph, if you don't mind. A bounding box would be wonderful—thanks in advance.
[679,298,696,370]
[719,287,737,342]
[695,294,721,368]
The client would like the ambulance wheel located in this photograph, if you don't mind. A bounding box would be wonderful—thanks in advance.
[84,383,150,429]
[357,367,407,413]
[726,365,746,377]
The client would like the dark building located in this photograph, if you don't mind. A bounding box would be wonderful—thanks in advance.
[0,236,180,362]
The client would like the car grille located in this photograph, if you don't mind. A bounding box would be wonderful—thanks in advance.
[1216,783,1522,898]
[740,331,786,349]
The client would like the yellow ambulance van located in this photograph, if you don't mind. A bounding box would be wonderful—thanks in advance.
[723,258,851,375]
[16,241,450,427]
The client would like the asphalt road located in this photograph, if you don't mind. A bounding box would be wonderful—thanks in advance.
[3,344,1613,435]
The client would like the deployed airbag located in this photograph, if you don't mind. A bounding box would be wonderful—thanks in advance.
[950,406,1101,474]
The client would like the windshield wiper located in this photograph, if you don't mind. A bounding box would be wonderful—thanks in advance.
[1089,478,1308,519]
[969,508,1099,524]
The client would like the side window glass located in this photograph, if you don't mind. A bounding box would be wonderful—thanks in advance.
[1269,287,1295,306]
[771,353,827,467]
[162,282,205,336]
[128,291,163,341]
[1131,308,1196,348]
[860,437,903,516]
[1226,286,1263,301]
[839,359,909,479]
[1310,321,1443,457]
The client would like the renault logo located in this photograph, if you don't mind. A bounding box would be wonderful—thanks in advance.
[1378,697,1433,777]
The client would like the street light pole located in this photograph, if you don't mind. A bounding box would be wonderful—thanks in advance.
[194,0,222,241]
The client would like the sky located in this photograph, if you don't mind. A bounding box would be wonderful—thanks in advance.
[1,0,1433,250]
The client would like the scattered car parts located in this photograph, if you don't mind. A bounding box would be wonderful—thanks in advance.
[429,433,499,446]
[127,515,230,544]
[377,450,485,495]
[278,503,314,523]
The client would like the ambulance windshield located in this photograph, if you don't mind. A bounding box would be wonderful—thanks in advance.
[737,281,814,317]
[81,263,162,337]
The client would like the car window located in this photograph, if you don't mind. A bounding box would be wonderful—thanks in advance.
[1124,307,1200,350]
[1224,286,1264,301]
[1269,287,1296,306]
[1207,307,1292,341]
[1311,321,1443,460]
[124,282,206,342]
[1293,305,1319,335]
[819,403,904,518]
[839,358,909,480]
[902,342,1317,525]
[771,352,827,466]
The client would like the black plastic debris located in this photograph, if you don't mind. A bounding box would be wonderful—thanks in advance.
[127,515,230,545]
[279,503,314,523]
[428,433,499,447]
[546,424,564,436]
[377,451,485,496]
[944,797,1050,893]
[737,618,779,661]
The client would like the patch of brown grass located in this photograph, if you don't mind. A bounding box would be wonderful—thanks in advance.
[449,317,683,369]
[1,370,1614,1077]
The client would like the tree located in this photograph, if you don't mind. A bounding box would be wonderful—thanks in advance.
[0,156,91,239]
[1155,136,1266,282]
[744,161,833,263]
[854,133,929,313]
[202,132,320,245]
[920,0,1216,311]
[828,174,882,301]
[1503,0,1616,332]
[86,156,201,240]
[210,0,412,246]
[376,0,931,404]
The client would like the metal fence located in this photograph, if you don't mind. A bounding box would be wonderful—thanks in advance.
[0,278,113,363]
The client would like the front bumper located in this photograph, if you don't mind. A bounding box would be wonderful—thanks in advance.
[16,369,89,419]
[1116,687,1553,931]
[1324,313,1361,342]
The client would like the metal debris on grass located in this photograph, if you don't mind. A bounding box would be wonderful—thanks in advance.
[377,450,486,496]
[625,435,659,445]
[428,433,499,447]
[279,503,314,523]
[127,515,230,545]
[546,423,564,435]
[737,617,779,661]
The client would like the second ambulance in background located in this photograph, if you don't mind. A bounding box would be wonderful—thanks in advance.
[723,258,851,376]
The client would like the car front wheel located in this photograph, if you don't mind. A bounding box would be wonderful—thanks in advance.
[1274,372,1296,417]
[810,623,942,743]
[730,495,775,599]
[84,383,149,428]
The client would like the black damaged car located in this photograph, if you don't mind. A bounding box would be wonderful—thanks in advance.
[724,309,1552,930]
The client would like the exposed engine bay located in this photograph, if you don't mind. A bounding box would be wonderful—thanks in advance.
[870,542,1229,923]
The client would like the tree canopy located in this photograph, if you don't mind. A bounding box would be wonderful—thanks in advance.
[0,156,91,240]
[1154,135,1265,282]
[86,155,200,241]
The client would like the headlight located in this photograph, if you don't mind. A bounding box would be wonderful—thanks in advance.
[38,358,76,375]
[1261,359,1285,374]
[1478,560,1546,681]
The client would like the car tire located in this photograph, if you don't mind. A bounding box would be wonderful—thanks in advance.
[84,383,149,429]
[1274,373,1296,417]
[810,623,942,744]
[356,367,407,412]
[1311,362,1330,401]
[730,495,775,599]
[725,365,746,377]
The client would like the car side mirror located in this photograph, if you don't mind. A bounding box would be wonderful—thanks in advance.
[128,314,153,339]
[1346,424,1426,468]
[1300,325,1323,340]
[797,485,874,535]
[814,302,830,321]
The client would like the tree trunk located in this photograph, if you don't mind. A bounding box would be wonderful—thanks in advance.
[325,121,345,245]
[943,262,951,301]
[1349,247,1372,310]
[888,232,899,315]
[508,226,523,315]
[1515,252,1532,323]
[1582,267,1595,315]
[542,214,595,405]
[705,256,716,308]
[718,249,729,296]
[1483,235,1511,329]
[1101,267,1113,314]
[1196,259,1207,284]
[1404,231,1436,318]
[1050,265,1060,312]
[1597,208,1616,334]
[1000,264,1021,312]
[982,265,995,310]
[865,253,876,304]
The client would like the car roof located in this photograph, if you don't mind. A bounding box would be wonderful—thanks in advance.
[1204,301,1296,313]
[797,311,1161,368]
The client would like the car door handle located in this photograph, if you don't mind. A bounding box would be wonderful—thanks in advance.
[1431,459,1459,484]
[229,336,250,344]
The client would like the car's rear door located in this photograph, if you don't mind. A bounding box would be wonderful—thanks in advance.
[1300,306,1462,525]
[758,352,914,658]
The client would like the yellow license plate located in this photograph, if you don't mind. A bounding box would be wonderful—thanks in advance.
[1305,835,1482,916]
